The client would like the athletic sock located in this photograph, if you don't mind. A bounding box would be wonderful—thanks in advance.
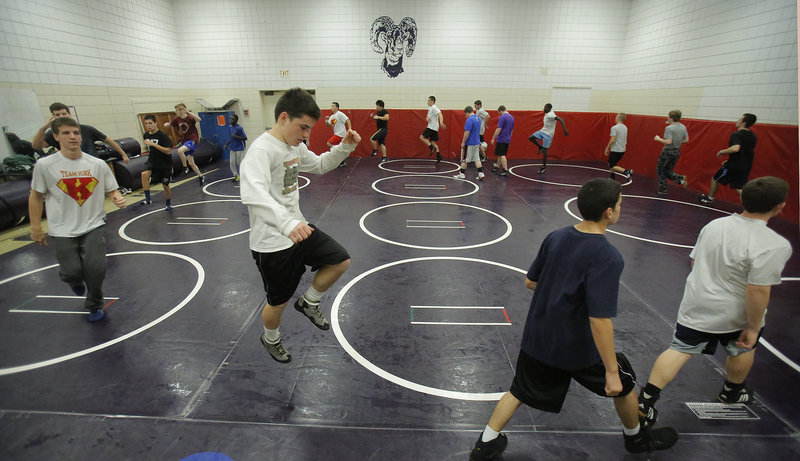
[460,169,466,174]
[622,423,640,436]
[642,382,662,403]
[481,425,500,442]
[303,285,324,305]
[263,326,280,343]
[144,190,151,201]
[477,167,483,172]
[165,199,171,207]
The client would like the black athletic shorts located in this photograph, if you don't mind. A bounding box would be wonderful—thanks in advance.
[608,151,625,168]
[509,349,637,413]
[421,128,439,141]
[495,142,509,157]
[371,128,388,145]
[144,161,172,186]
[251,224,350,306]
[713,167,749,189]
[479,135,485,143]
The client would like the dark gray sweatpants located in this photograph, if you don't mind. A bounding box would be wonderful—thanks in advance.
[52,225,107,310]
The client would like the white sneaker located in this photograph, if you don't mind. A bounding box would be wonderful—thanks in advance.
[477,172,485,181]
[453,172,466,179]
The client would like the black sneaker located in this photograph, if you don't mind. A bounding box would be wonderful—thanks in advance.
[657,189,667,196]
[183,167,189,175]
[294,297,330,330]
[198,175,205,185]
[625,169,633,179]
[638,395,658,429]
[538,166,547,175]
[624,427,679,453]
[480,155,488,163]
[380,157,388,163]
[699,194,714,204]
[139,199,153,206]
[260,333,291,363]
[499,171,508,177]
[436,152,442,163]
[718,384,752,403]
[470,433,508,461]
[491,166,499,173]
[371,150,378,157]
[339,161,347,168]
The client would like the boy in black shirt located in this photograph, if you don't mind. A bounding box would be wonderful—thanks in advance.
[140,114,175,210]
[370,100,390,163]
[699,113,757,204]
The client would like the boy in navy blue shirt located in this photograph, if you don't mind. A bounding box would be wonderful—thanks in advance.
[226,114,248,182]
[470,179,679,460]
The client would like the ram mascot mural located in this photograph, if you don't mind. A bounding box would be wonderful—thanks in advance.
[370,16,418,78]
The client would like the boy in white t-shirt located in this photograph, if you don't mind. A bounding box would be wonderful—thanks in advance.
[29,117,127,323]
[325,102,352,168]
[474,99,490,162]
[528,103,568,174]
[419,95,446,162]
[637,176,792,429]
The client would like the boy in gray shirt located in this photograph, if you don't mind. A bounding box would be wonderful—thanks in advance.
[654,110,689,195]
[604,113,632,180]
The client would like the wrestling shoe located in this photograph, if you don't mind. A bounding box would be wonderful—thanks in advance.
[294,297,330,330]
[470,433,507,461]
[380,157,388,163]
[538,166,547,175]
[699,194,714,204]
[165,203,173,211]
[198,175,205,185]
[453,172,466,179]
[260,333,291,363]
[499,171,508,177]
[477,172,485,181]
[624,427,679,453]
[371,150,378,157]
[657,189,668,196]
[338,161,347,168]
[624,169,633,179]
[87,308,106,323]
[718,384,752,404]
[638,395,659,429]
[232,175,239,182]
[183,166,190,175]
[436,152,442,163]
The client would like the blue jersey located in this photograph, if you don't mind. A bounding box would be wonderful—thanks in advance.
[464,114,481,146]
[229,124,247,151]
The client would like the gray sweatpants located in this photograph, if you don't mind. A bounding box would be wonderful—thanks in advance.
[52,225,107,310]
[230,150,245,176]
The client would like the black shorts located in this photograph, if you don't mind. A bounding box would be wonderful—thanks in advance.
[144,161,172,186]
[509,350,637,413]
[671,323,762,355]
[713,167,749,189]
[495,142,509,157]
[479,135,485,143]
[608,151,625,168]
[421,128,439,141]
[251,224,350,306]
[371,128,388,145]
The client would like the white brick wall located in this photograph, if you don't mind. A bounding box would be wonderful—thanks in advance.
[0,0,796,131]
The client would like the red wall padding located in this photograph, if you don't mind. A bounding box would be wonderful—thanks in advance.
[309,109,798,222]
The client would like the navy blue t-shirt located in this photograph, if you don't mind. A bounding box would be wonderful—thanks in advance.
[522,226,624,370]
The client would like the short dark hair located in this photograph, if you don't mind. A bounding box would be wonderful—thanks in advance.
[428,96,436,103]
[464,106,474,113]
[668,110,682,121]
[544,103,553,112]
[741,176,789,213]
[49,102,70,114]
[577,179,621,222]
[474,100,482,106]
[497,105,506,112]
[331,102,340,109]
[376,100,384,108]
[274,87,321,122]
[51,116,79,135]
[143,114,157,122]
[742,113,757,128]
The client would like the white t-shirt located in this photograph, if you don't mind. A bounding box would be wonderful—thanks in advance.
[427,105,441,131]
[677,214,792,333]
[31,152,119,237]
[240,131,355,253]
[610,123,628,152]
[476,108,490,135]
[541,111,557,136]
[328,111,349,137]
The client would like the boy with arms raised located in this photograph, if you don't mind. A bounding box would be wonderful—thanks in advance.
[240,88,360,363]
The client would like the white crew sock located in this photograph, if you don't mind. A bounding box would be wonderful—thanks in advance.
[264,326,281,343]
[303,285,324,304]
[623,423,640,436]
[481,425,500,442]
